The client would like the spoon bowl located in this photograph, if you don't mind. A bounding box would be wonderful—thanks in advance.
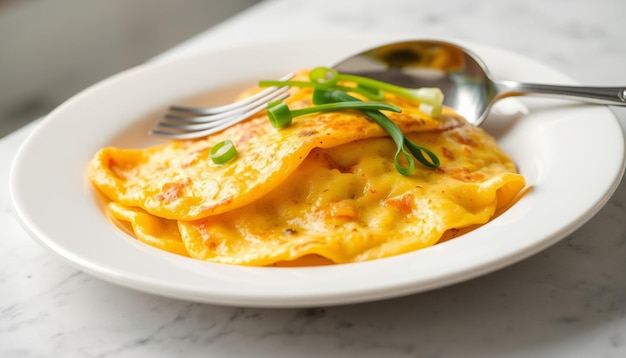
[333,40,626,125]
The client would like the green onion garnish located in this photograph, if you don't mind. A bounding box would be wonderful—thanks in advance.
[313,88,439,173]
[308,66,443,116]
[258,68,442,174]
[356,83,384,99]
[308,67,340,86]
[267,100,293,128]
[209,139,238,164]
[259,79,384,101]
[261,67,443,117]
[404,136,440,168]
[267,100,401,129]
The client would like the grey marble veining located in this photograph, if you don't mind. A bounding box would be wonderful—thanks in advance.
[2,0,626,357]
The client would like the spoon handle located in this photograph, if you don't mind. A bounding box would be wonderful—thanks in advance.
[498,81,626,106]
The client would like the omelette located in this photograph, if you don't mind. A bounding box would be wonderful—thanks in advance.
[88,71,525,266]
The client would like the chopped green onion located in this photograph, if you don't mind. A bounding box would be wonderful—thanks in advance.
[413,87,444,106]
[309,67,340,86]
[418,102,442,118]
[267,100,293,128]
[267,100,401,129]
[209,139,238,164]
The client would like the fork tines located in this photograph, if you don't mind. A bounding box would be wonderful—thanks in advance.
[150,73,294,140]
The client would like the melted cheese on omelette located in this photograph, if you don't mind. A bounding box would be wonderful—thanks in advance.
[88,75,525,266]
[89,86,439,221]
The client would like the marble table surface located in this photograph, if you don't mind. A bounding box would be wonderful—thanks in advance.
[2,0,626,357]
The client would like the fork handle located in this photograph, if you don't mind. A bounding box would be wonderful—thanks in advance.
[498,81,626,106]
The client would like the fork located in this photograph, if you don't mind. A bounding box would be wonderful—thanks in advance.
[150,73,294,140]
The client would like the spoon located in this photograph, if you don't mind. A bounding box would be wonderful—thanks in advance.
[333,40,626,126]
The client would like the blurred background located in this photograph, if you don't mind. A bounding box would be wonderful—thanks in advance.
[0,0,260,137]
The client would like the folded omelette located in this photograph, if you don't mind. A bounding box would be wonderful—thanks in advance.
[88,75,525,266]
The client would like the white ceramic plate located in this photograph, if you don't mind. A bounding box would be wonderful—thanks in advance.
[10,36,625,307]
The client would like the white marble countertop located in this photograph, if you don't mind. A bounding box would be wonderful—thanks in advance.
[2,0,626,356]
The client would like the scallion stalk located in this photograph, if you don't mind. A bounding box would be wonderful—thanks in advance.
[313,88,439,172]
[267,100,401,129]
[308,67,443,116]
[259,80,384,101]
